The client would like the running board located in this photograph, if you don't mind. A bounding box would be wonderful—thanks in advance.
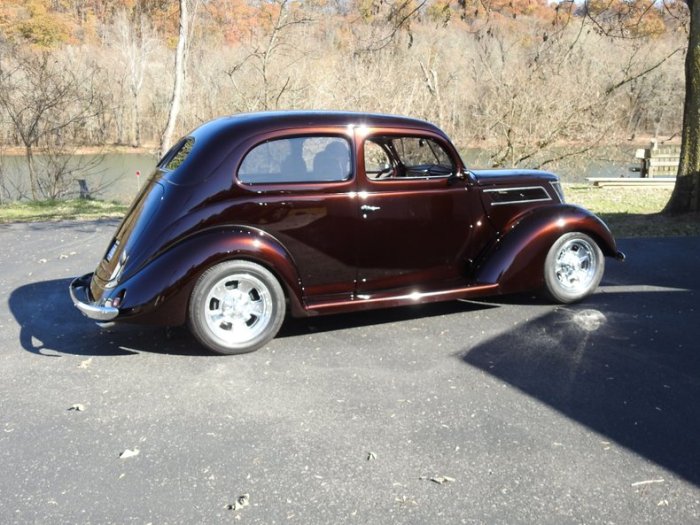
[304,283,499,316]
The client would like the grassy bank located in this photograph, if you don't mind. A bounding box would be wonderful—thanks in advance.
[0,199,128,224]
[0,188,698,237]
[565,185,700,238]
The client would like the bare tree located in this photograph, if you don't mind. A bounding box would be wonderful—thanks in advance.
[160,0,189,159]
[666,0,700,213]
[111,9,158,148]
[577,0,697,213]
[226,0,310,112]
[0,47,104,200]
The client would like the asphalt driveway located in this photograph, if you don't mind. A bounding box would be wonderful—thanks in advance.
[1,220,699,524]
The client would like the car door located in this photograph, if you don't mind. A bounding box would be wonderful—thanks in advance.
[235,131,358,301]
[354,130,482,295]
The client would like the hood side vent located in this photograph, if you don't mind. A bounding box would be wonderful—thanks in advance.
[483,186,551,206]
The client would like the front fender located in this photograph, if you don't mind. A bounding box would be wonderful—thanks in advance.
[112,226,304,325]
[474,205,621,295]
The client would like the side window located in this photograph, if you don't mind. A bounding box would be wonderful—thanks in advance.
[365,135,454,180]
[364,140,393,179]
[239,136,352,184]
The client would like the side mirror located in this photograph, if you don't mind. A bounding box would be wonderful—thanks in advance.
[447,169,473,185]
[463,168,477,185]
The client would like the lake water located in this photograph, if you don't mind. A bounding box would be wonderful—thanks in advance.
[0,146,638,204]
[0,152,158,203]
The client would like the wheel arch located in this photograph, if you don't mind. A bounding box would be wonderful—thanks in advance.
[474,204,619,295]
[111,225,305,326]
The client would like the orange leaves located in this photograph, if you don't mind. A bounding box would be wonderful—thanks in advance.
[1,0,72,48]
[584,0,682,38]
[0,0,685,51]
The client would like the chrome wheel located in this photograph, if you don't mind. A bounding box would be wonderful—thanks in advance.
[553,238,597,293]
[204,273,272,345]
[544,232,604,304]
[188,261,285,354]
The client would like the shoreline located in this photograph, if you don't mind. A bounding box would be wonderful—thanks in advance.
[1,144,160,157]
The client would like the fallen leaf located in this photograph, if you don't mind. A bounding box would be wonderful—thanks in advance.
[395,495,418,506]
[631,479,664,487]
[429,475,456,485]
[68,404,85,412]
[119,448,140,459]
[227,494,250,511]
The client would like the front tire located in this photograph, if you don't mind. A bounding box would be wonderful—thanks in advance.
[188,260,286,355]
[544,232,604,304]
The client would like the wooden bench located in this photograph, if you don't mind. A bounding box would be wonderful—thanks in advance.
[587,140,679,187]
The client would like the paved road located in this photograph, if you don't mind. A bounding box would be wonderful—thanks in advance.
[1,220,699,524]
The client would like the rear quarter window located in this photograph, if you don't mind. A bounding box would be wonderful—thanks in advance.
[160,137,195,171]
[238,136,352,184]
[156,137,204,185]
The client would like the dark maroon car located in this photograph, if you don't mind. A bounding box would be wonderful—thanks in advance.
[70,111,624,354]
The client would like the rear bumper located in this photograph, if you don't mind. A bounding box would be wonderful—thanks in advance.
[69,273,120,322]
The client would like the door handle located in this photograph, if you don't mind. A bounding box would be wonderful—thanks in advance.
[360,205,381,212]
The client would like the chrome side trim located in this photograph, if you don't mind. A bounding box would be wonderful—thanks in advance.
[483,186,552,206]
[307,283,500,312]
[69,273,119,322]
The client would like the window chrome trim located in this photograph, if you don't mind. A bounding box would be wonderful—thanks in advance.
[483,186,552,206]
[237,134,354,185]
[549,181,565,203]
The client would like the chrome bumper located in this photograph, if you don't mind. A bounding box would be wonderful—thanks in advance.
[69,273,119,322]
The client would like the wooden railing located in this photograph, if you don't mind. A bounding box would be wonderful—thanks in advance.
[635,141,680,178]
[587,140,679,187]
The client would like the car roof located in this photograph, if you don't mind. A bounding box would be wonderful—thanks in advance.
[191,110,444,140]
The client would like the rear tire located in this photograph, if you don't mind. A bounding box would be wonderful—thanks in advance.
[188,260,285,355]
[544,232,604,304]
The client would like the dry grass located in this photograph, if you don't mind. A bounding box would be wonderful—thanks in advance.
[565,185,700,238]
[0,199,127,223]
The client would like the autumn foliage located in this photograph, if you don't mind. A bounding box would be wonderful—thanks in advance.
[0,0,688,177]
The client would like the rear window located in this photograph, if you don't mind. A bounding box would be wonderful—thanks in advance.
[238,136,352,184]
[160,137,195,171]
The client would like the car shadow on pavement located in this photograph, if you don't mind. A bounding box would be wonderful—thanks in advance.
[9,278,207,357]
[460,286,700,486]
[10,277,499,358]
[278,299,498,338]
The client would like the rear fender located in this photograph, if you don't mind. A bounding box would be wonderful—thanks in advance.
[113,226,304,325]
[474,205,619,295]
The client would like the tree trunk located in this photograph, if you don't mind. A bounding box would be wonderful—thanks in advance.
[25,144,39,200]
[666,0,700,214]
[132,91,141,148]
[159,0,188,159]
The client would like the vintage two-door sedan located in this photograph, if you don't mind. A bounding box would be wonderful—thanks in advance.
[70,111,624,354]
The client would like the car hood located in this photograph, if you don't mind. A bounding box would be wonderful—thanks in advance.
[470,169,563,234]
[470,168,558,187]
